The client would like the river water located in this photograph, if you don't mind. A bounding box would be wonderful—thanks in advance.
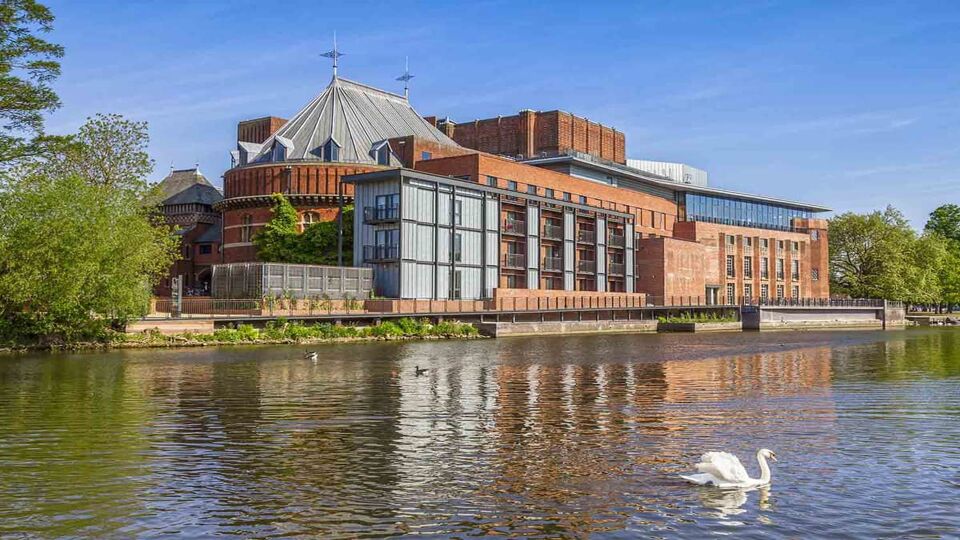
[0,329,958,538]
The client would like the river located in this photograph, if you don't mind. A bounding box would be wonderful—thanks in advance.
[1,328,958,538]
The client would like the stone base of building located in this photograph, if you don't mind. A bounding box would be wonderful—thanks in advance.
[752,319,884,331]
[127,319,215,335]
[658,321,742,333]
[476,319,657,337]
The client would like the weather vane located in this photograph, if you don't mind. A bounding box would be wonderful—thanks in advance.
[396,56,414,98]
[321,32,343,78]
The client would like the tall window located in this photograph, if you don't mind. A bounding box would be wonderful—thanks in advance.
[452,270,462,299]
[745,237,753,248]
[761,238,769,251]
[791,259,800,281]
[812,268,820,281]
[726,255,735,278]
[726,284,736,305]
[761,257,769,279]
[776,258,785,280]
[776,284,785,299]
[761,284,769,300]
[452,232,462,262]
[744,284,753,302]
[727,235,736,246]
[453,199,463,226]
[240,214,253,243]
[743,256,753,277]
[300,211,321,231]
[792,285,800,298]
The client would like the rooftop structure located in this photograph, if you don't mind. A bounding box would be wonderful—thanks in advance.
[232,76,457,167]
[626,159,708,187]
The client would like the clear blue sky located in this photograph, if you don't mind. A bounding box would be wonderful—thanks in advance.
[45,0,960,228]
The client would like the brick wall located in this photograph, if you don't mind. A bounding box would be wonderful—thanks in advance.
[237,116,287,144]
[441,109,626,164]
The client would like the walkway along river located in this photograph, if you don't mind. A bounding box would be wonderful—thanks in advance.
[0,328,956,537]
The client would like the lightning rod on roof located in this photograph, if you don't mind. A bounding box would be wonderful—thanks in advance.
[396,56,414,99]
[321,32,343,78]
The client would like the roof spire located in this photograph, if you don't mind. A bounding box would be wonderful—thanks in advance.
[396,56,414,99]
[321,32,343,78]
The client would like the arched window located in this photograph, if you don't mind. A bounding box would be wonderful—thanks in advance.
[300,211,321,232]
[240,214,253,243]
[323,138,340,162]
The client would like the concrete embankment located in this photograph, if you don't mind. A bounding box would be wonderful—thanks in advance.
[476,319,657,337]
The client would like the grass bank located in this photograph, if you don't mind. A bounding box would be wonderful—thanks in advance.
[0,318,482,353]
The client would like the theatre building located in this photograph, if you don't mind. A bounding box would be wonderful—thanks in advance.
[218,71,830,304]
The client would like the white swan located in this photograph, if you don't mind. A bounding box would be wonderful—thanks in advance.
[681,449,777,488]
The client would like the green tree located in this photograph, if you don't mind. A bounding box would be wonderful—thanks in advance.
[48,113,154,192]
[0,0,68,164]
[0,113,178,345]
[829,206,917,299]
[300,205,353,265]
[925,204,960,242]
[254,193,353,264]
[254,193,301,262]
[0,173,178,344]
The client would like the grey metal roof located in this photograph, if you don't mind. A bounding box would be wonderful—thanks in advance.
[163,183,224,206]
[524,153,831,212]
[252,76,457,165]
[156,168,218,200]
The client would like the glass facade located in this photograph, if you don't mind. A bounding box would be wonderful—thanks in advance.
[682,193,813,232]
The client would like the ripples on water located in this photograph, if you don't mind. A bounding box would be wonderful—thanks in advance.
[0,329,959,538]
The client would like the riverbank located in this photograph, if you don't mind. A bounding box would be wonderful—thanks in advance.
[0,318,482,353]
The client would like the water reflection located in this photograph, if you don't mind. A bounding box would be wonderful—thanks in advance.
[0,329,958,537]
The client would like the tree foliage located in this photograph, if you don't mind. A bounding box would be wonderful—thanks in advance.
[254,193,353,265]
[925,204,960,243]
[0,114,178,345]
[830,205,960,304]
[0,0,68,164]
[48,113,154,192]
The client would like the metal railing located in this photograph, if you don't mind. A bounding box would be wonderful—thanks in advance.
[363,205,399,223]
[363,244,399,262]
[577,259,596,273]
[542,256,563,272]
[608,262,625,275]
[502,253,526,269]
[144,295,899,320]
[577,229,596,243]
[503,217,525,234]
[542,224,563,240]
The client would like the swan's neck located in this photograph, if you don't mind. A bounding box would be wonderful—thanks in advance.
[756,451,771,484]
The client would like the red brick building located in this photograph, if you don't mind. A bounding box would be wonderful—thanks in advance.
[154,168,223,295]
[211,73,830,303]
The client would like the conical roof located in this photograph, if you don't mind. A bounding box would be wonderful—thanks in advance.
[155,168,222,206]
[252,76,457,164]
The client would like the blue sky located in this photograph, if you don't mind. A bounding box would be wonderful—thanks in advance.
[45,0,960,228]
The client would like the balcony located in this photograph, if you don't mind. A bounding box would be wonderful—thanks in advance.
[608,232,625,248]
[608,262,625,276]
[542,256,563,272]
[577,229,596,244]
[363,205,399,223]
[577,259,596,273]
[502,217,526,235]
[542,224,563,240]
[363,244,399,262]
[502,253,526,269]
